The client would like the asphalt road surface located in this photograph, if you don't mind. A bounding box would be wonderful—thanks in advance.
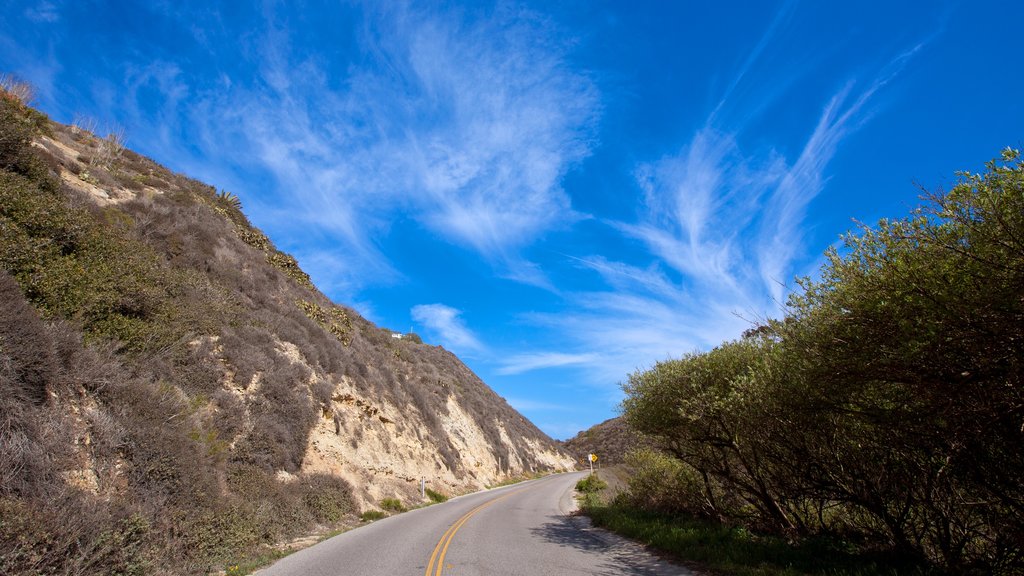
[256,471,690,576]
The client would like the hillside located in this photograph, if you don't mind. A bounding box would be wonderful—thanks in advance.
[0,86,573,574]
[561,417,649,466]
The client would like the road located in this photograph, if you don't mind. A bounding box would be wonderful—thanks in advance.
[256,471,690,576]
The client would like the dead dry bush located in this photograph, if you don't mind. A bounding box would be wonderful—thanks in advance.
[0,281,151,575]
[0,273,57,403]
[99,376,220,508]
[0,74,35,104]
[240,362,316,472]
[220,325,276,387]
[223,465,354,542]
[0,495,150,576]
[298,474,354,523]
[210,389,245,441]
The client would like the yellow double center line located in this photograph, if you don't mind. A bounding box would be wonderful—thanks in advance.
[423,486,531,576]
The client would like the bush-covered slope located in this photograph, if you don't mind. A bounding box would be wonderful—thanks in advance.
[0,87,572,575]
[561,416,649,466]
[617,149,1024,575]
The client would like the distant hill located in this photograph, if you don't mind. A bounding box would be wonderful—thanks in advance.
[562,416,649,466]
[0,85,573,575]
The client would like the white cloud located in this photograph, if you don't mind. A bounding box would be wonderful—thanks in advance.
[411,303,485,354]
[496,352,600,376]
[97,3,599,300]
[389,5,600,278]
[243,4,598,292]
[625,127,785,295]
[512,31,928,391]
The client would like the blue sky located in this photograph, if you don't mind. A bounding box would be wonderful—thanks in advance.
[3,1,1022,439]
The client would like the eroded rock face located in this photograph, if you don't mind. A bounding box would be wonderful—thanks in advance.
[41,119,577,502]
[257,334,576,510]
[37,120,575,512]
[179,327,575,511]
[301,389,574,509]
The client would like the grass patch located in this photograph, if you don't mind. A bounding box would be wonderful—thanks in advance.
[581,502,934,576]
[222,548,292,576]
[380,498,406,513]
[575,473,608,494]
[359,510,388,522]
[425,488,448,503]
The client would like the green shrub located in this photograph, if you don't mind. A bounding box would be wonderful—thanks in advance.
[575,473,608,494]
[618,449,726,518]
[380,498,406,512]
[425,488,448,503]
[0,497,151,576]
[584,502,928,576]
[298,474,353,523]
[621,149,1024,574]
[359,510,387,522]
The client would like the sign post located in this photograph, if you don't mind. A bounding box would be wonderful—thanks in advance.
[587,453,597,474]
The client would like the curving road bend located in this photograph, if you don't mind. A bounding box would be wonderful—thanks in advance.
[256,471,690,576]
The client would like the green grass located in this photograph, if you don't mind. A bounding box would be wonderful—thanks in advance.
[581,503,934,576]
[574,473,608,494]
[425,488,448,503]
[359,510,388,522]
[222,549,293,576]
[379,498,406,512]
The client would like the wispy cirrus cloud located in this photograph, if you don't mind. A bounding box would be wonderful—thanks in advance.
[399,10,598,261]
[509,21,928,388]
[411,303,485,355]
[755,41,925,304]
[496,352,601,376]
[66,2,598,299]
[210,3,597,294]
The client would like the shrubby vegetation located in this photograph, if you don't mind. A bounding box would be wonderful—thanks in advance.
[379,498,406,513]
[561,416,649,465]
[574,473,608,494]
[425,487,448,503]
[618,150,1023,575]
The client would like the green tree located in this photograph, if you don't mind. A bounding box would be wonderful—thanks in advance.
[620,149,1024,574]
[781,148,1024,570]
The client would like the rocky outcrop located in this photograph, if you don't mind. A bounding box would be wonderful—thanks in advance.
[31,110,574,509]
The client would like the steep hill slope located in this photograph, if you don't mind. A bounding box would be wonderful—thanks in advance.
[0,88,572,574]
[562,416,649,466]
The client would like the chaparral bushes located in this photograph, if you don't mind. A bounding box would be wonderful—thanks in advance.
[619,149,1023,575]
